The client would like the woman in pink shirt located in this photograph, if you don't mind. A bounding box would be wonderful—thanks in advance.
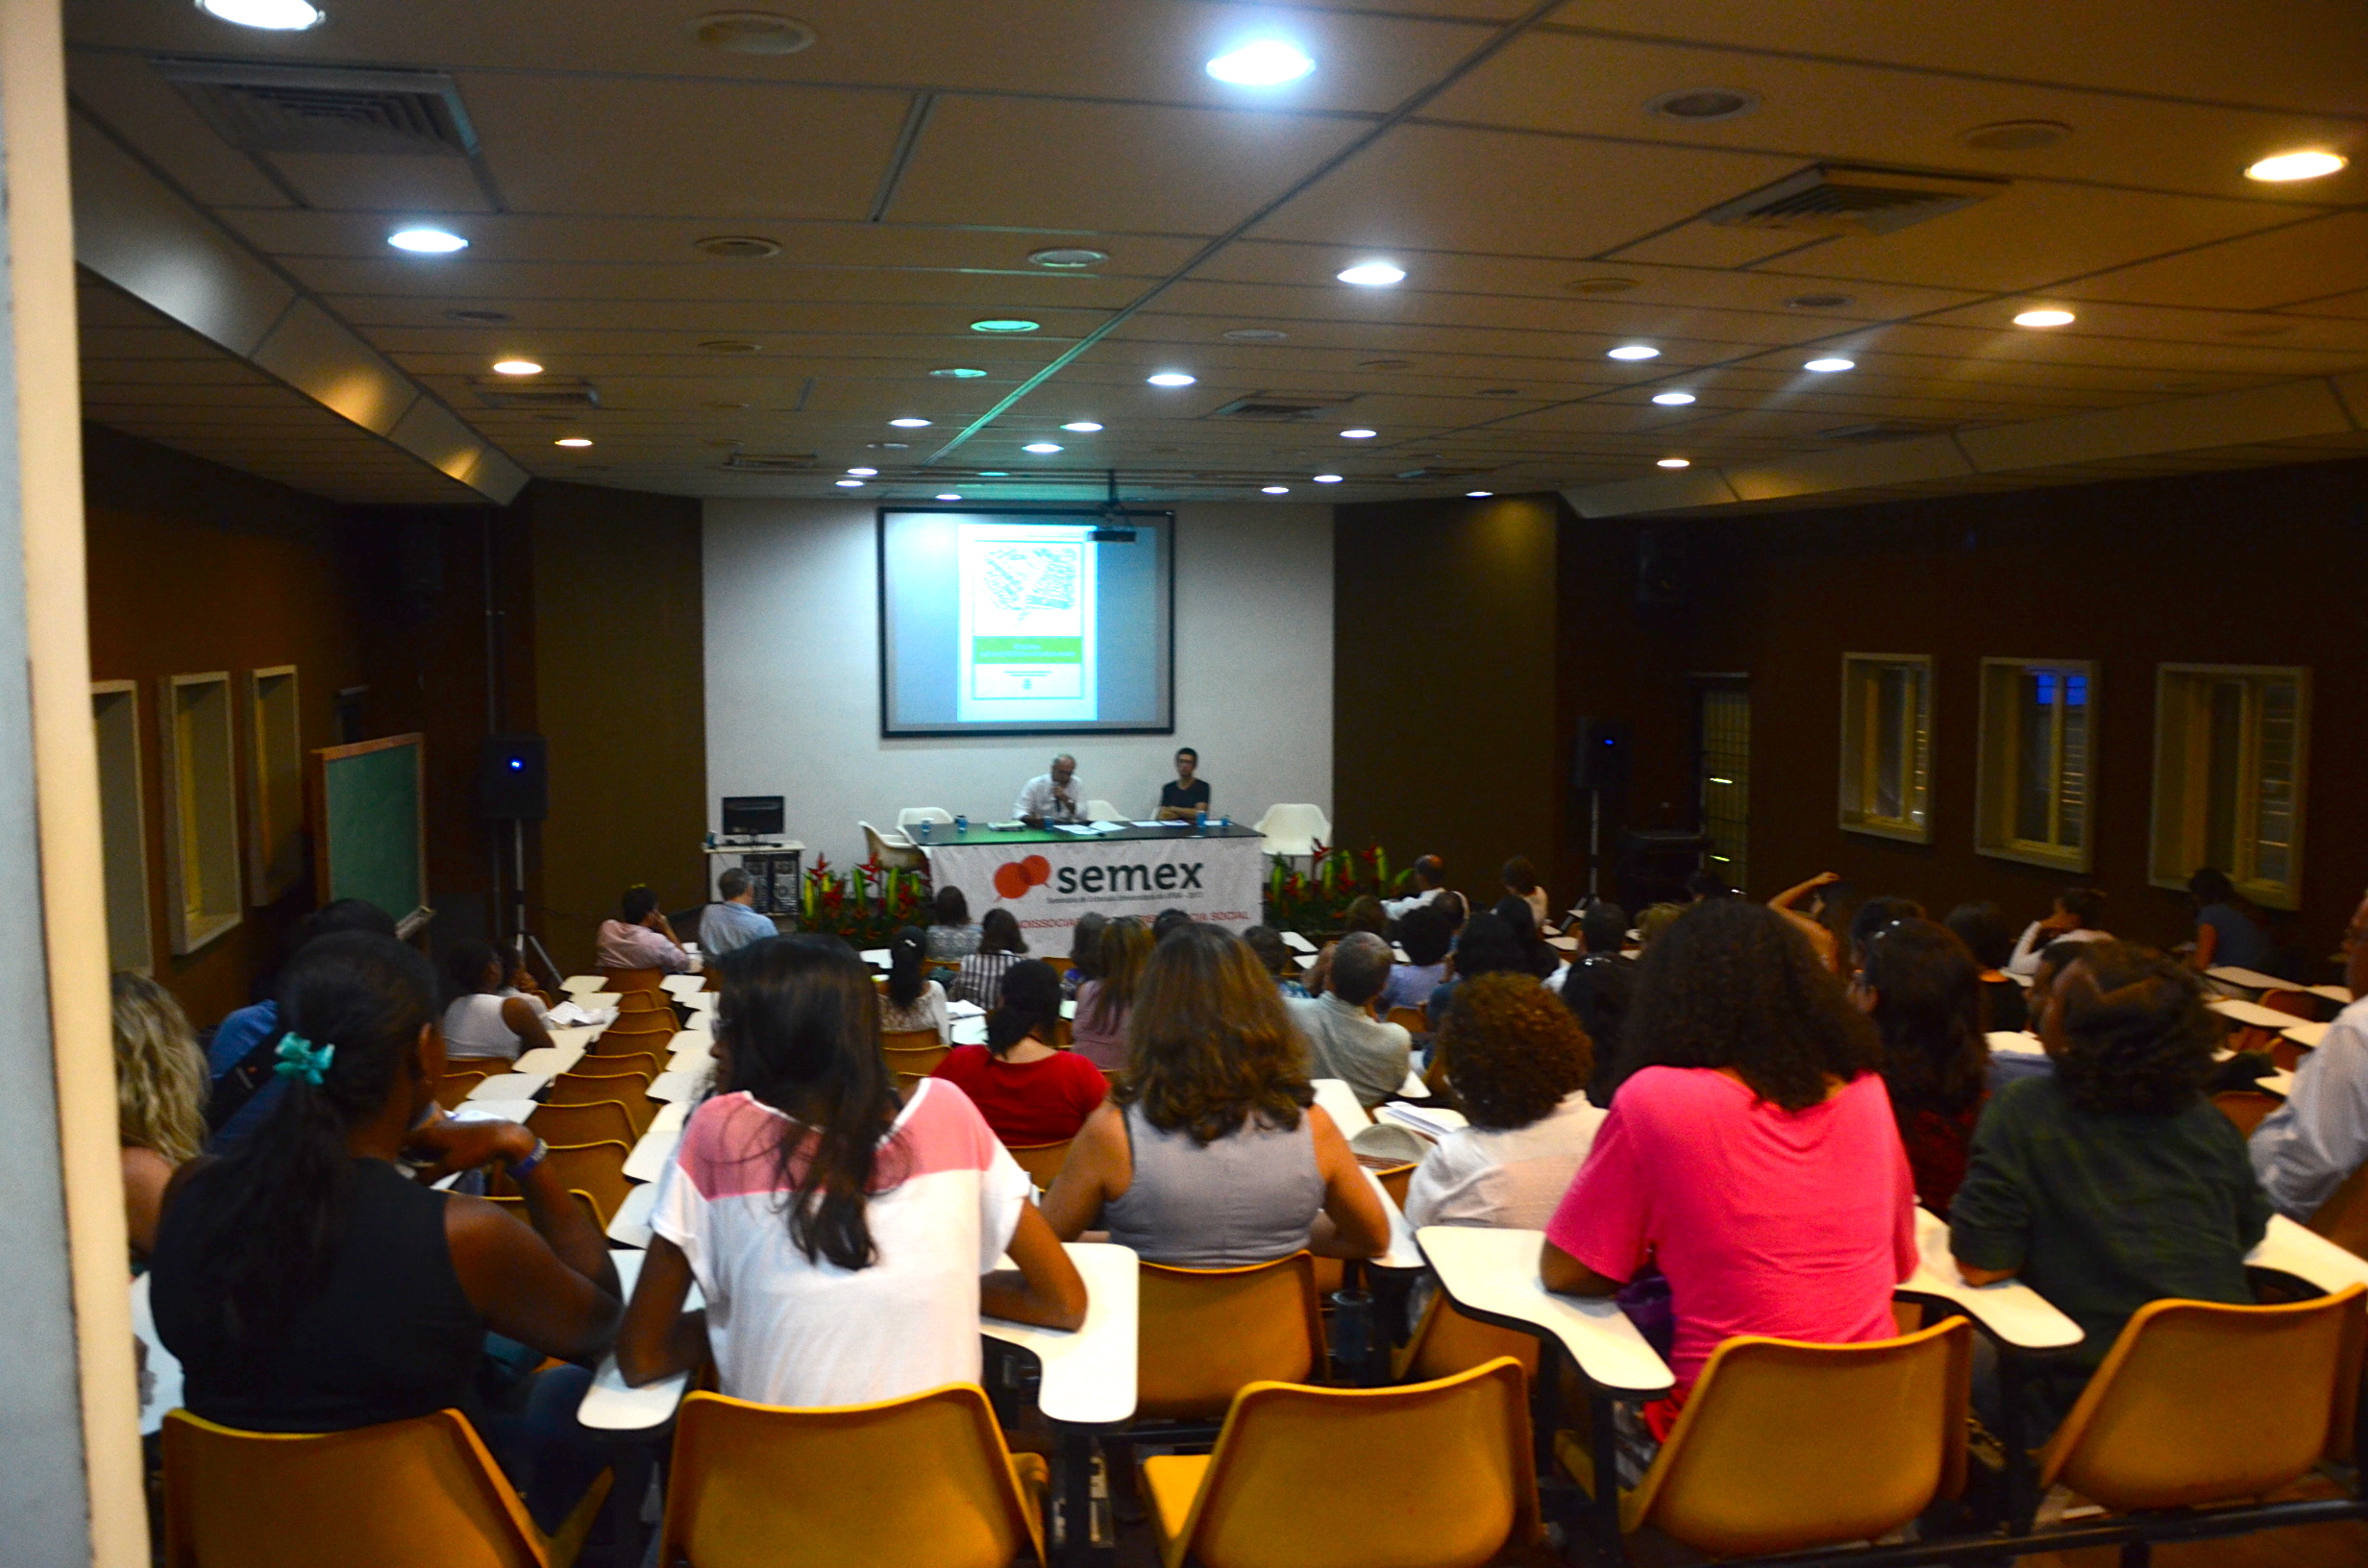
[1542,898,1918,1440]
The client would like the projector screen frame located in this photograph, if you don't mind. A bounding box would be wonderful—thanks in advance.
[876,504,1177,740]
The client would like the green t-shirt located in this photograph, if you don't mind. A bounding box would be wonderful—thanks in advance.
[1949,1073,2271,1433]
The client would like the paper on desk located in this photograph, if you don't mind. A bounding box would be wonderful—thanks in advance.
[1379,1101,1467,1139]
[1986,1030,2046,1057]
[1130,819,1183,828]
[545,1000,616,1028]
[1053,822,1100,836]
[1280,930,1318,954]
[951,1017,988,1046]
[947,999,986,1018]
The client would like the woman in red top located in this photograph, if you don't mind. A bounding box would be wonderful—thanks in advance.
[932,959,1107,1147]
[1855,917,1989,1214]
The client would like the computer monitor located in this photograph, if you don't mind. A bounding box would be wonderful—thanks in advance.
[721,796,784,839]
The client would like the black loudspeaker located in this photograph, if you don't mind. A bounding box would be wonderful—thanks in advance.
[1573,719,1633,794]
[476,733,547,821]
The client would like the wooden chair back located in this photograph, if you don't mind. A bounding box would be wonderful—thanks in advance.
[528,1100,637,1148]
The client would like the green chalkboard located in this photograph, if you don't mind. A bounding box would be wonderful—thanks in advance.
[310,734,426,930]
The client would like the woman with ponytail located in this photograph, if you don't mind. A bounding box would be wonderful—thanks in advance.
[615,935,1085,1406]
[932,958,1108,1146]
[149,932,620,1528]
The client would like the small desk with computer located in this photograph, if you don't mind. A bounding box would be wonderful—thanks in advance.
[705,796,802,915]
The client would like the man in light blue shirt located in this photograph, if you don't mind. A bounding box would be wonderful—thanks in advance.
[699,867,778,957]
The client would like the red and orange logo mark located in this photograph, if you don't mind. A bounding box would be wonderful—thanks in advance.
[992,855,1052,901]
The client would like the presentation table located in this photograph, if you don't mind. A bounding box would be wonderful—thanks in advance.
[919,821,1268,944]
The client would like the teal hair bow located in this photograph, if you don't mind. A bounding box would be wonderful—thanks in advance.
[273,1033,336,1086]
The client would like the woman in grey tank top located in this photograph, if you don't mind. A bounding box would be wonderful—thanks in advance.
[1043,925,1391,1269]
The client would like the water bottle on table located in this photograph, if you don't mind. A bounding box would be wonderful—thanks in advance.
[953,814,968,837]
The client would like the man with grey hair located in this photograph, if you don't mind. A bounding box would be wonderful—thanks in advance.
[1288,930,1413,1109]
[699,865,777,957]
[1015,753,1084,826]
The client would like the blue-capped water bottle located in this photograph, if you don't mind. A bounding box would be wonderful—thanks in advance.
[954,814,969,836]
[1195,806,1207,834]
[916,819,931,844]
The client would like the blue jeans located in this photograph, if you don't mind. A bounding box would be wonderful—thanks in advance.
[475,1361,608,1533]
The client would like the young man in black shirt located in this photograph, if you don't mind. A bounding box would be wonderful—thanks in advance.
[1154,747,1212,821]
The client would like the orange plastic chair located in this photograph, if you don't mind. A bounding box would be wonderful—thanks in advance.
[1395,1289,1540,1384]
[2212,1090,2284,1139]
[2037,1286,2366,1509]
[1385,1006,1428,1036]
[486,1189,606,1233]
[1559,1319,1972,1559]
[533,1141,634,1229]
[661,1385,1045,1568]
[1142,1358,1536,1568]
[2307,1162,2368,1262]
[1138,1254,1326,1421]
[882,1031,952,1093]
[1005,1139,1072,1189]
[547,1070,657,1134]
[162,1407,609,1568]
[600,968,667,994]
[568,1051,659,1079]
[435,1068,495,1111]
[529,1100,637,1148]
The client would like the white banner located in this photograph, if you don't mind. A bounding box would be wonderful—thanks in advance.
[924,835,1265,947]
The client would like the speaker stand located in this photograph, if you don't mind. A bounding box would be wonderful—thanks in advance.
[505,818,559,989]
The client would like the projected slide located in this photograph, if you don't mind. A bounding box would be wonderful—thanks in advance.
[878,507,1173,737]
[957,522,1098,722]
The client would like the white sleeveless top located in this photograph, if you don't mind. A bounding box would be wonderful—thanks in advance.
[441,991,539,1061]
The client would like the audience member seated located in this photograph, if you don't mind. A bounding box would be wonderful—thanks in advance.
[440,940,555,1065]
[1426,911,1532,1029]
[1950,943,2271,1438]
[1433,886,1470,932]
[1407,973,1604,1229]
[1987,940,2086,1092]
[1767,870,1845,969]
[1151,907,1196,943]
[1857,919,1988,1215]
[1287,932,1412,1109]
[698,867,777,958]
[1380,902,1453,1012]
[151,933,621,1531]
[933,960,1108,1147]
[617,936,1084,1407]
[597,885,694,974]
[877,925,950,1043]
[1341,894,1391,938]
[1072,915,1151,1070]
[1044,925,1390,1266]
[2187,866,2289,978]
[1243,925,1308,998]
[1562,901,1635,1102]
[1684,870,1732,902]
[112,972,207,1267]
[2251,885,2368,1218]
[1541,899,1916,1443]
[1382,855,1448,921]
[2006,886,2110,977]
[1846,894,1926,974]
[1633,900,1685,953]
[925,886,982,961]
[205,897,397,1150]
[1502,857,1548,930]
[1062,911,1108,1000]
[1490,895,1562,981]
[951,909,1029,1011]
[1944,901,2028,1033]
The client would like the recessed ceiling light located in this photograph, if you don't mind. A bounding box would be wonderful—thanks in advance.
[978,471,1009,477]
[846,467,877,477]
[1607,345,1660,360]
[2012,308,2076,328]
[1027,247,1107,269]
[196,0,323,30]
[446,308,510,323]
[1650,391,1697,405]
[555,437,593,448]
[1785,293,1856,310]
[2246,150,2346,183]
[1804,356,1856,373]
[694,234,782,258]
[1261,485,1291,494]
[1206,40,1315,86]
[1564,277,1640,295]
[1061,421,1103,432]
[835,478,864,488]
[935,493,963,502]
[388,227,467,254]
[1023,442,1063,454]
[700,339,761,354]
[888,417,931,429]
[1224,328,1290,343]
[1644,86,1759,121]
[1466,490,1493,498]
[1340,428,1377,439]
[1657,457,1691,469]
[688,11,816,55]
[930,367,987,379]
[491,359,542,376]
[1960,119,2072,152]
[970,318,1040,333]
[1313,474,1344,483]
[1147,372,1196,387]
[1337,261,1406,287]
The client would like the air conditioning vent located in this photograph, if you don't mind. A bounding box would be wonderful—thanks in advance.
[151,61,481,158]
[722,452,821,473]
[1703,165,2005,236]
[1206,393,1353,422]
[472,378,600,410]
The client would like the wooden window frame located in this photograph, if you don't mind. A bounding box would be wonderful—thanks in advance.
[1975,657,2097,872]
[244,665,304,904]
[2150,664,2309,911]
[158,671,242,954]
[1838,652,1934,844]
[92,680,155,974]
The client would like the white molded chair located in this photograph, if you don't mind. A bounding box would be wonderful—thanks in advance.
[897,806,954,828]
[860,821,925,870]
[1084,798,1125,823]
[1253,803,1332,858]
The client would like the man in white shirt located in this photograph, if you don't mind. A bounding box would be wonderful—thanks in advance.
[1288,932,1411,1109]
[2006,886,2112,977]
[1382,855,1447,922]
[2251,888,2368,1218]
[1014,753,1082,826]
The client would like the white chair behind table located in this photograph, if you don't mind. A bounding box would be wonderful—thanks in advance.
[897,806,954,829]
[1083,798,1125,823]
[860,821,925,871]
[1253,803,1332,859]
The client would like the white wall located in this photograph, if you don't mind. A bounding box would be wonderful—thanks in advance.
[703,498,1333,873]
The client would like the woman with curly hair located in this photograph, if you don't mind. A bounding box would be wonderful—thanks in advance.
[1950,942,2270,1435]
[1406,973,1604,1229]
[1043,924,1389,1267]
[113,972,209,1265]
[1542,898,1917,1438]
[1855,919,1989,1214]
